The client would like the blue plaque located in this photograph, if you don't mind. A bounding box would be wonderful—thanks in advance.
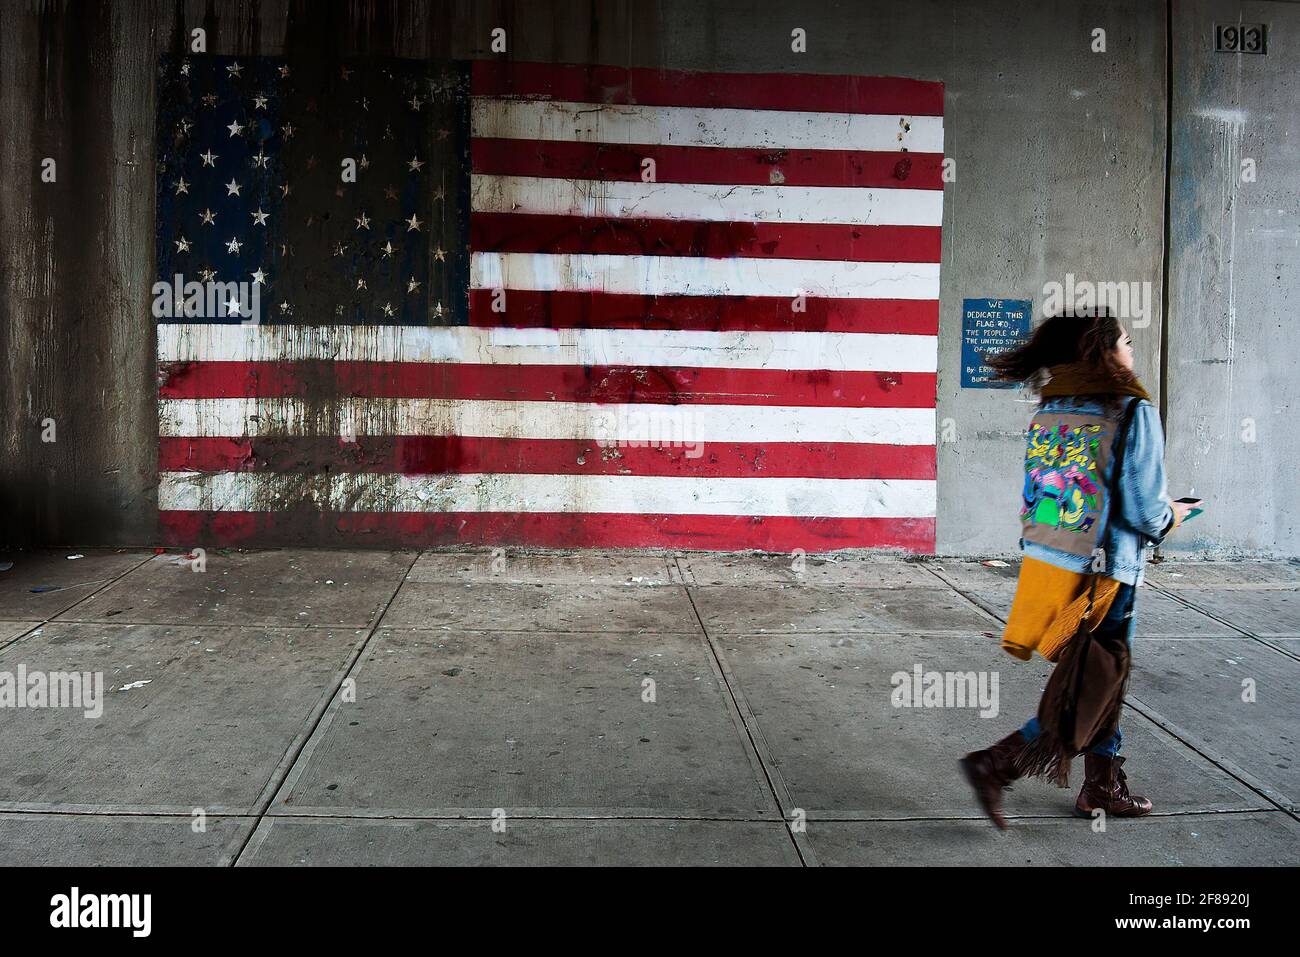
[961,298,1032,389]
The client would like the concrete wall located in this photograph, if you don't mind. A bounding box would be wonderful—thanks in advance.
[0,0,1293,555]
[1165,0,1300,556]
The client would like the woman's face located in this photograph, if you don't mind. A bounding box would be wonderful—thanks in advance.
[1115,325,1134,371]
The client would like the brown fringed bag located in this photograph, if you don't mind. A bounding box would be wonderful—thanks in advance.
[1016,579,1133,785]
[1016,397,1141,787]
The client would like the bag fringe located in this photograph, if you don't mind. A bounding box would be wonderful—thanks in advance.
[1015,731,1072,788]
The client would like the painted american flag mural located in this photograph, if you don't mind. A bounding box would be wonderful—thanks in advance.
[156,57,944,551]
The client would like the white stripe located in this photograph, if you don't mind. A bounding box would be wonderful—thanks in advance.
[158,470,937,519]
[158,398,937,446]
[157,324,938,372]
[470,252,939,299]
[470,175,943,226]
[471,98,944,153]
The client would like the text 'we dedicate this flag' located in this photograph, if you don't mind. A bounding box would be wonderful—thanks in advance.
[156,56,944,551]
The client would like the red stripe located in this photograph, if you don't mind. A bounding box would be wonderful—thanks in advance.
[471,139,945,189]
[471,213,940,263]
[158,436,936,480]
[160,509,936,552]
[159,362,936,407]
[470,61,944,117]
[468,290,939,334]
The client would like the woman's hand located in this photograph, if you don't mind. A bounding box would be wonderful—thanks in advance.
[1170,500,1200,529]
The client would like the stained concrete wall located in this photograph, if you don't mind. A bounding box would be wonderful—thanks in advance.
[0,0,1292,554]
[1165,0,1300,556]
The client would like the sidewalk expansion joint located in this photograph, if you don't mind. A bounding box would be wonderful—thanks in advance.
[0,552,155,653]
[680,581,814,866]
[1146,582,1300,663]
[227,548,427,867]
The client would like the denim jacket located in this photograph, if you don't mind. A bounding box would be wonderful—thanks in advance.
[1021,396,1175,586]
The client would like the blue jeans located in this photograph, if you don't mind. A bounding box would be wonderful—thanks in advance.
[1019,582,1136,757]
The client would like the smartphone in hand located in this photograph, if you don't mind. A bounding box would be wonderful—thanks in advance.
[1175,497,1204,521]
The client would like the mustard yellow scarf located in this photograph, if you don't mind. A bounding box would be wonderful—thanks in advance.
[1002,557,1119,661]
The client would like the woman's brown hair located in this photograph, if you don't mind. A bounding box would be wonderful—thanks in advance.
[987,312,1135,385]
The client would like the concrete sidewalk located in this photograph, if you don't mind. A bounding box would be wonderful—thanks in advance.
[0,548,1296,866]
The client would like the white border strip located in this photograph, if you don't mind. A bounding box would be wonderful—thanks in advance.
[158,470,937,519]
[157,324,938,372]
[158,397,937,446]
[470,98,945,153]
[469,252,940,299]
[470,175,944,226]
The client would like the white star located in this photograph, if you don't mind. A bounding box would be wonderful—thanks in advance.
[251,208,269,226]
[406,213,422,232]
[252,94,268,110]
[227,119,244,137]
[380,240,394,258]
[250,268,267,286]
[199,208,216,225]
[381,302,395,317]
[406,277,421,293]
[407,155,424,172]
[277,65,291,78]
[200,149,217,167]
[279,183,291,198]
[174,177,189,195]
[179,61,190,76]
[179,118,192,135]
[226,178,241,196]
[281,123,296,140]
[333,242,347,257]
[174,236,191,253]
[252,150,270,169]
[408,95,421,111]
[433,245,446,262]
[226,296,241,315]
[278,300,292,314]
[355,212,370,230]
[359,154,369,170]
[226,237,242,255]
[226,61,243,78]
[199,267,216,282]
[433,300,444,318]
[356,277,367,290]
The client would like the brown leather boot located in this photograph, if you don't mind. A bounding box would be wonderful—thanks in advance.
[1074,754,1153,818]
[959,731,1027,830]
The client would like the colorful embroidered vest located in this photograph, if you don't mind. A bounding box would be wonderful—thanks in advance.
[1019,398,1140,559]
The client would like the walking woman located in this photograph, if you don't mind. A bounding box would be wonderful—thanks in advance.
[960,313,1197,827]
